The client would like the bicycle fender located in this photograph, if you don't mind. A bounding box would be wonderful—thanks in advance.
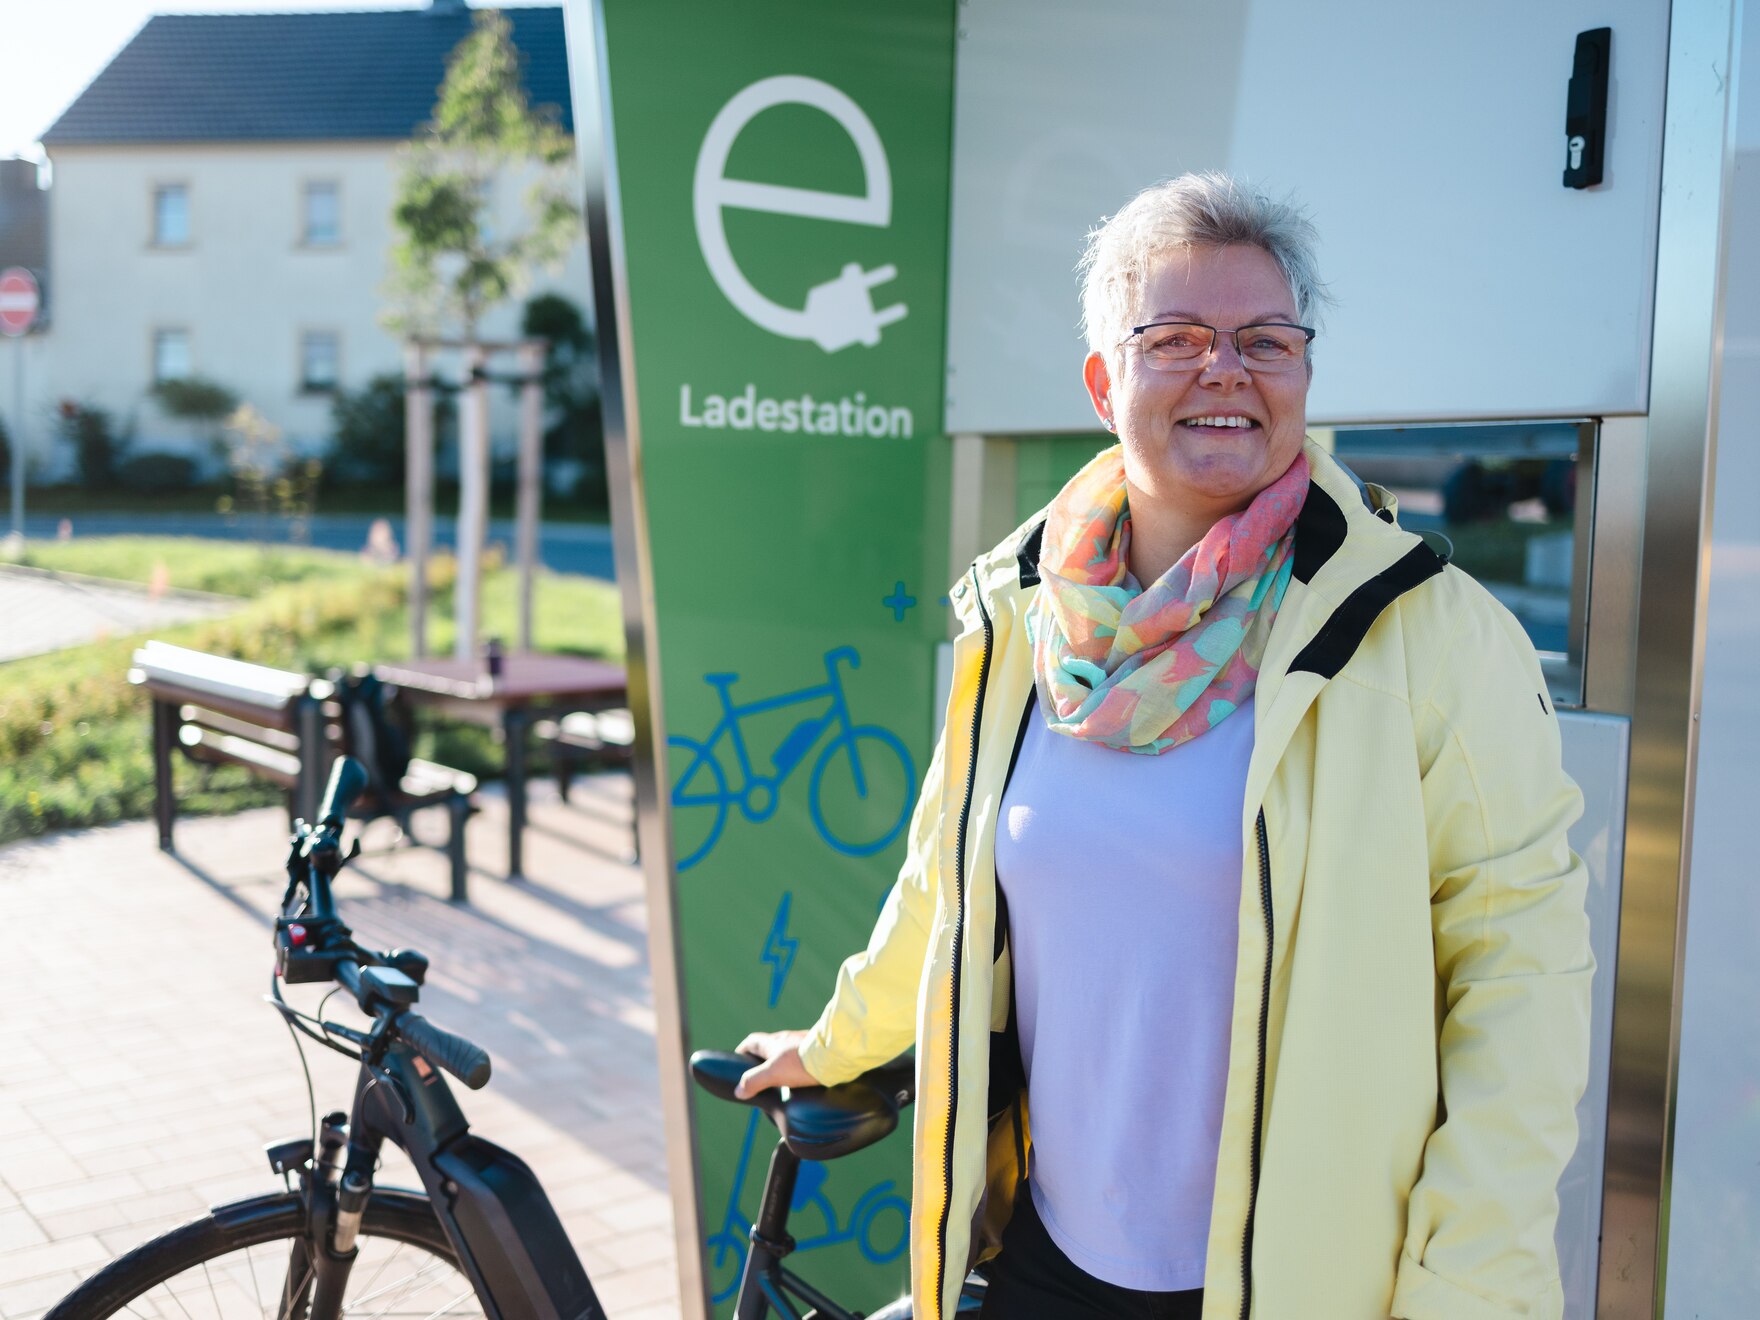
[205,1186,435,1232]
[431,1135,605,1320]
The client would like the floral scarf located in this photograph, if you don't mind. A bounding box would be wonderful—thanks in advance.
[1026,445,1309,754]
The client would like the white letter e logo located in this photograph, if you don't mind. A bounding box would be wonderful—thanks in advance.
[693,75,906,353]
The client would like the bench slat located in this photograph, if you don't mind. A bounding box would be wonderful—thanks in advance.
[177,726,302,787]
[132,641,309,711]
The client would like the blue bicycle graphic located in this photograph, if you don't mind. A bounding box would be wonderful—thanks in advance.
[668,647,916,870]
[706,1107,912,1304]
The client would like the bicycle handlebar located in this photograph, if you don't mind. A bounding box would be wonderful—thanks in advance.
[398,1012,492,1089]
[331,958,493,1090]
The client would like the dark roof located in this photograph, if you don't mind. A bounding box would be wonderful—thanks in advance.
[42,5,572,146]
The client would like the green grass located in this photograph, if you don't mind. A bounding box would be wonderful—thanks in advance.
[20,483,611,524]
[1,537,623,845]
[16,537,381,597]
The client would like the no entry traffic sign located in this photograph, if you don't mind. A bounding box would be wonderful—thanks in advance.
[0,267,41,337]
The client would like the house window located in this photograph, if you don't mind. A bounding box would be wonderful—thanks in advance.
[300,330,340,392]
[153,328,191,383]
[303,181,340,246]
[152,184,189,246]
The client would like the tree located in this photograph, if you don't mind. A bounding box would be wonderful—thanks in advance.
[519,292,604,507]
[385,10,580,339]
[325,371,457,488]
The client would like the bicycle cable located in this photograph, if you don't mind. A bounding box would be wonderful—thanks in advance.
[275,985,318,1168]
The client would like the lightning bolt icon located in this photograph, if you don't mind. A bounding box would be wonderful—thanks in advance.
[762,892,799,1008]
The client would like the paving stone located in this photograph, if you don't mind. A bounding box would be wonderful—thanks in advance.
[0,778,684,1315]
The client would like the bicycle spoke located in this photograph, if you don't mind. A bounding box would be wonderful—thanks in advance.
[89,1234,482,1319]
[413,1290,478,1319]
[340,1250,454,1314]
[239,1241,265,1320]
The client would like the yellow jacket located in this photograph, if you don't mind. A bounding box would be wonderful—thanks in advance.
[799,440,1592,1319]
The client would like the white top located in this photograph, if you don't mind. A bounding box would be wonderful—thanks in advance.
[994,695,1253,1291]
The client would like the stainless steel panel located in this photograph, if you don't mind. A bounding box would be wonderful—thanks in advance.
[1583,416,1646,719]
[566,4,707,1315]
[1557,712,1631,1317]
[1599,2,1741,1314]
[1660,8,1760,1308]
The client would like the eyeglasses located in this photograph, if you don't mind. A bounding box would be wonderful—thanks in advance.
[1124,320,1315,373]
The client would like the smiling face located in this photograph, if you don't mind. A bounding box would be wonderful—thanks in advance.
[1083,243,1310,528]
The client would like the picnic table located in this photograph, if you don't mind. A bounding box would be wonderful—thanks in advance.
[374,653,628,880]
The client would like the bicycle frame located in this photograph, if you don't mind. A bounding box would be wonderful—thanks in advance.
[731,1138,866,1320]
[294,1016,602,1320]
[271,756,922,1320]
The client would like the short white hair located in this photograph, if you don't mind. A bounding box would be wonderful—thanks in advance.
[1078,172,1331,356]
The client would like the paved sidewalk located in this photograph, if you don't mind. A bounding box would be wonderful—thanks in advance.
[0,775,682,1318]
[0,565,238,662]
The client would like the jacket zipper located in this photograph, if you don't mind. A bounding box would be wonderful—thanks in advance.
[935,568,993,1319]
[1240,808,1272,1320]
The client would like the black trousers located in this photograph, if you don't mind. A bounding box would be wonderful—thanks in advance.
[979,1189,1204,1320]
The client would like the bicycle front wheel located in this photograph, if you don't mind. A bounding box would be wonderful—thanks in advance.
[45,1188,481,1319]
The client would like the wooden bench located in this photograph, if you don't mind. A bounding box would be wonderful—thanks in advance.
[130,642,479,900]
[537,708,638,861]
[536,708,635,800]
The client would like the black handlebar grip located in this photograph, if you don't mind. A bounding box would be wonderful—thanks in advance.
[399,1012,492,1089]
[318,756,370,830]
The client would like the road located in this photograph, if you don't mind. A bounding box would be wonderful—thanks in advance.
[18,512,618,581]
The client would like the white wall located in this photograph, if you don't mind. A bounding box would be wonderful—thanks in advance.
[1662,4,1760,1313]
[39,140,590,474]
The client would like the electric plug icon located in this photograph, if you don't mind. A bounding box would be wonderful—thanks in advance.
[802,263,908,352]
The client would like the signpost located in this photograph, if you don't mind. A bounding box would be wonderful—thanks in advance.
[575,3,958,1313]
[1,266,41,540]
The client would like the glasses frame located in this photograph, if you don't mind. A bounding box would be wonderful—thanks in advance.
[1124,319,1316,373]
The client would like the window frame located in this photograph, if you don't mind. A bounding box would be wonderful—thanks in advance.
[298,328,342,394]
[150,181,191,248]
[151,326,193,384]
[300,178,342,248]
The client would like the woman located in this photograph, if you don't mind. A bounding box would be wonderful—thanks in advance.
[736,173,1591,1320]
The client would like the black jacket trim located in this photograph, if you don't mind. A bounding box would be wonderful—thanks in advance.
[1289,543,1446,679]
[1017,521,1046,587]
[1293,481,1348,584]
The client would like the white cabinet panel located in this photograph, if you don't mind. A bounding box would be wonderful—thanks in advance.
[946,1,1668,433]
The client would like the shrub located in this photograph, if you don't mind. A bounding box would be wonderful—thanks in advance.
[326,372,406,486]
[116,450,200,493]
[326,372,460,490]
[58,400,128,489]
[152,376,239,424]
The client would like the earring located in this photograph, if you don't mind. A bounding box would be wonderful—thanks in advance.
[1102,416,1116,432]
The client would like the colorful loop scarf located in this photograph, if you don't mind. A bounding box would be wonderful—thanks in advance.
[1026,445,1309,754]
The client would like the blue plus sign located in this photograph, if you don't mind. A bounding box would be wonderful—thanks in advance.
[882,581,917,622]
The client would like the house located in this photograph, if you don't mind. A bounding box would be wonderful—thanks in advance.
[33,0,589,479]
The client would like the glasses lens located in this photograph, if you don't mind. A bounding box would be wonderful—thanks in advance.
[1236,325,1309,370]
[1135,323,1213,369]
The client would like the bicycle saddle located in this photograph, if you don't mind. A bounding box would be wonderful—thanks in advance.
[689,1050,915,1161]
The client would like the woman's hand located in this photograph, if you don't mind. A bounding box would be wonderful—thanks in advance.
[733,1029,818,1099]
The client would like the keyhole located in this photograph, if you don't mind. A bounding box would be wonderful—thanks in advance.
[1568,135,1586,170]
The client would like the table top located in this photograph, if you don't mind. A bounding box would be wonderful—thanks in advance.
[376,653,627,706]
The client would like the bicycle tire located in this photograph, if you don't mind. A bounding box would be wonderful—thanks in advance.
[45,1187,479,1320]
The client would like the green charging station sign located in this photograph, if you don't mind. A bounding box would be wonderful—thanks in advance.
[591,3,957,1312]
